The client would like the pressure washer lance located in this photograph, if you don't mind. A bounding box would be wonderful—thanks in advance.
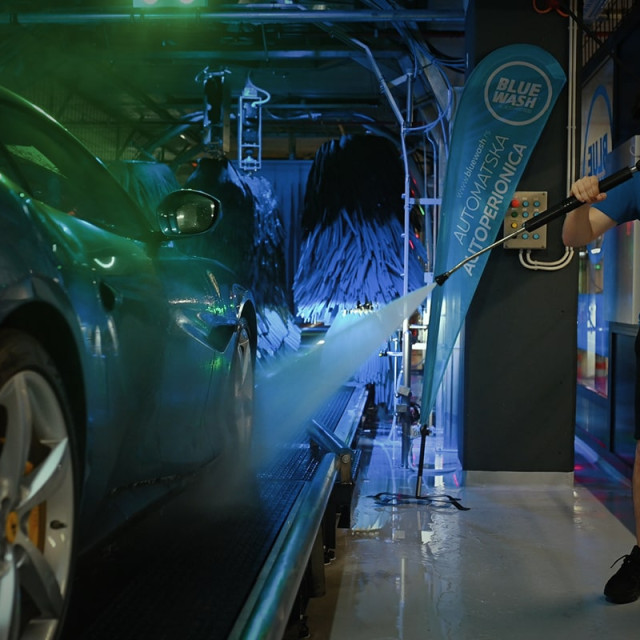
[434,159,640,287]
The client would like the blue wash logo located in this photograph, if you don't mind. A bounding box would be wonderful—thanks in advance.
[484,61,554,126]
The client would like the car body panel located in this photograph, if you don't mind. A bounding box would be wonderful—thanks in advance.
[0,86,256,550]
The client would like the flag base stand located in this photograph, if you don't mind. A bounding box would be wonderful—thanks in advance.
[415,413,433,498]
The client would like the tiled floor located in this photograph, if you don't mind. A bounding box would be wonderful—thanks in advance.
[303,414,638,640]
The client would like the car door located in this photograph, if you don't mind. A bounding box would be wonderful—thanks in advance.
[136,238,240,470]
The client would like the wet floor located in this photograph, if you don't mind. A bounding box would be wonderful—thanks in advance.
[304,415,638,640]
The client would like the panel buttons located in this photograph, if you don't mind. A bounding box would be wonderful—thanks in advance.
[503,190,548,250]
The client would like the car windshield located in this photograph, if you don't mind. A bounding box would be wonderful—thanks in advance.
[0,98,149,239]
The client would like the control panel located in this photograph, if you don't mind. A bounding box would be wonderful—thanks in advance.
[503,191,548,250]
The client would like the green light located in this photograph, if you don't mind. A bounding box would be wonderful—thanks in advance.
[133,0,207,7]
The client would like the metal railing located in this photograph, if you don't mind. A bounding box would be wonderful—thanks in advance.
[582,0,637,65]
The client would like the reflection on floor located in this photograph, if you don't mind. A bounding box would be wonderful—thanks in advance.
[303,410,638,640]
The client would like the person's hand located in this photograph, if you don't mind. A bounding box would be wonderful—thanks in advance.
[571,175,607,205]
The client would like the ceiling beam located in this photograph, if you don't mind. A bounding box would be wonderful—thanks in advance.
[93,49,401,62]
[1,9,465,26]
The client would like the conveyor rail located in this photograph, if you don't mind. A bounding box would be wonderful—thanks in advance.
[65,382,368,640]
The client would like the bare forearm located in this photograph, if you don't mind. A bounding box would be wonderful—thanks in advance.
[562,204,597,247]
[562,176,616,246]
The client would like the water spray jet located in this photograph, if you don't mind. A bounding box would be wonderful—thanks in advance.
[253,283,435,464]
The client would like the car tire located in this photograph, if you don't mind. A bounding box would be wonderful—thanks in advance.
[0,329,78,640]
[228,318,255,454]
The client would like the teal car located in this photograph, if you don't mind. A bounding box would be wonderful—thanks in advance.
[0,86,257,639]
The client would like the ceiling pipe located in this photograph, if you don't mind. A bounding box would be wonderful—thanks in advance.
[1,9,465,25]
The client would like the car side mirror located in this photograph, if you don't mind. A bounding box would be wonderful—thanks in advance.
[156,189,221,236]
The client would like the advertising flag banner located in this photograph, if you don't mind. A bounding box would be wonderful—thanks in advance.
[420,44,566,420]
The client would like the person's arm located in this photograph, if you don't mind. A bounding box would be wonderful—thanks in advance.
[562,175,617,247]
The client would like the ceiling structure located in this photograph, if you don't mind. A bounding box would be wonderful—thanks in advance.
[0,1,467,171]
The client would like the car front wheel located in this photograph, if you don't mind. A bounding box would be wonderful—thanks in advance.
[0,330,77,640]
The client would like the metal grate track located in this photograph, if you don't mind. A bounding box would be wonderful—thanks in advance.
[64,383,366,640]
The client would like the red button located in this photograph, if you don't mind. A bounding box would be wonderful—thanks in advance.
[511,198,520,207]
